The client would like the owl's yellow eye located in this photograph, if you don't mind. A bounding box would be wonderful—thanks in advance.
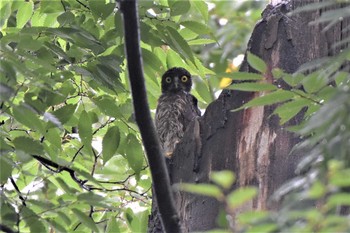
[165,77,172,83]
[181,76,188,82]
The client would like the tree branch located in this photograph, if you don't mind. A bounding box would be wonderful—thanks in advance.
[0,224,17,233]
[119,1,181,232]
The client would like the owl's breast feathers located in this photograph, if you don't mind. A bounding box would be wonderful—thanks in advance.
[155,91,201,157]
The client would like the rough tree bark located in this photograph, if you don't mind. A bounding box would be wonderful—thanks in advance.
[149,0,350,232]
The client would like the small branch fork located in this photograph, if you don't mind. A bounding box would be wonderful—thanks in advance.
[119,0,181,232]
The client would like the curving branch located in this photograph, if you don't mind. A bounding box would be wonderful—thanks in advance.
[119,1,181,232]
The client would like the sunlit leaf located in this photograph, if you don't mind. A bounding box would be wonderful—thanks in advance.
[102,126,120,164]
[13,136,44,155]
[227,187,257,209]
[247,223,278,233]
[12,105,45,134]
[237,210,270,225]
[191,0,209,22]
[302,71,328,94]
[327,193,350,207]
[89,0,114,20]
[188,38,216,45]
[0,156,12,183]
[161,26,195,63]
[78,110,92,151]
[176,183,224,199]
[22,207,46,233]
[106,217,120,233]
[72,208,99,232]
[247,52,267,73]
[181,21,211,35]
[169,0,190,16]
[51,104,77,125]
[273,98,311,124]
[210,170,235,190]
[233,89,294,112]
[124,134,144,175]
[16,1,33,28]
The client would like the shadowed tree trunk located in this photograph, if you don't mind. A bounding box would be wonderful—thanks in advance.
[149,0,350,232]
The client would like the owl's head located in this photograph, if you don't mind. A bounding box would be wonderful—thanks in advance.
[161,67,192,93]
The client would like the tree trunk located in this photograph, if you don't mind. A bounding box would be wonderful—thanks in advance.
[149,0,350,232]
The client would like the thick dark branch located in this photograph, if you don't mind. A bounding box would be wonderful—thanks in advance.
[0,224,17,233]
[32,155,89,190]
[119,1,181,232]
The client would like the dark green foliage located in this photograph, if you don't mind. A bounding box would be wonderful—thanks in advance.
[0,0,276,231]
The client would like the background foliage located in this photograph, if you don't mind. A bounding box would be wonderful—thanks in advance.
[0,0,267,232]
[180,1,350,232]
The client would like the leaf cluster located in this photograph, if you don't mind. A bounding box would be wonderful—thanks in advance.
[0,0,268,231]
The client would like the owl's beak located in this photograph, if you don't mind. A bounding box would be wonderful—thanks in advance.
[174,76,179,89]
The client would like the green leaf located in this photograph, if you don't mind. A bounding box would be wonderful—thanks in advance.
[51,104,77,125]
[246,223,278,233]
[0,138,12,152]
[16,1,33,28]
[216,72,263,81]
[47,219,66,233]
[169,0,190,16]
[191,0,208,22]
[13,136,44,155]
[327,193,350,207]
[282,73,304,87]
[247,52,267,73]
[72,208,99,232]
[18,35,42,51]
[161,26,195,63]
[45,128,62,149]
[273,98,311,124]
[124,134,144,175]
[181,21,211,35]
[210,170,236,190]
[308,181,326,199]
[89,0,114,20]
[227,186,257,209]
[92,95,120,117]
[78,110,92,151]
[91,63,121,91]
[330,169,350,187]
[166,49,186,68]
[12,105,45,134]
[232,89,295,112]
[77,192,104,204]
[188,38,216,45]
[226,82,277,92]
[302,71,328,94]
[22,207,46,233]
[237,210,270,225]
[176,183,224,199]
[0,156,12,183]
[195,78,212,104]
[57,11,75,26]
[102,126,120,164]
[106,217,120,233]
[142,48,164,72]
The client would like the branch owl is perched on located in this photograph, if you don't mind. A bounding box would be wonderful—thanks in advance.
[155,67,201,158]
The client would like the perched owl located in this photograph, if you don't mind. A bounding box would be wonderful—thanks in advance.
[155,67,201,158]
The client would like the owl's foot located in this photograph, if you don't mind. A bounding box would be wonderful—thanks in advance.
[165,151,173,158]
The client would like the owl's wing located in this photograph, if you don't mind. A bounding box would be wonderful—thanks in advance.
[190,94,201,117]
[182,93,201,127]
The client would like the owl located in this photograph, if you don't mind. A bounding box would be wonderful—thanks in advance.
[155,67,201,158]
